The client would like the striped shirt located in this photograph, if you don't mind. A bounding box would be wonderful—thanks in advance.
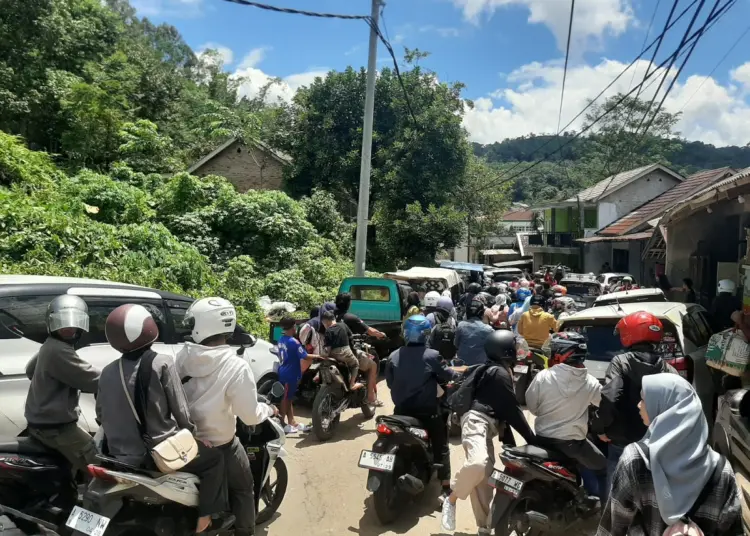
[596,444,742,536]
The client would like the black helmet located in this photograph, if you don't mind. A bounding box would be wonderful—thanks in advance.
[468,282,482,294]
[466,298,485,319]
[549,331,587,366]
[485,330,517,364]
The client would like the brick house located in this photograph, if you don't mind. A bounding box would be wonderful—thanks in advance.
[187,137,292,192]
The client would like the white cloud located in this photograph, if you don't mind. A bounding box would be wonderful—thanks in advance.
[731,63,750,90]
[464,59,750,147]
[452,0,633,51]
[197,42,234,66]
[232,65,329,104]
[419,25,461,37]
[238,47,270,70]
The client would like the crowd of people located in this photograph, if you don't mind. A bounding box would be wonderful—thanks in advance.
[21,272,746,536]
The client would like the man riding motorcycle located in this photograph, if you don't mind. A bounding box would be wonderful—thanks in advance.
[24,295,100,476]
[517,294,557,349]
[454,298,494,365]
[591,311,676,503]
[98,304,230,533]
[427,296,459,360]
[386,315,460,501]
[526,332,605,498]
[176,297,277,536]
[423,290,442,324]
[441,330,536,534]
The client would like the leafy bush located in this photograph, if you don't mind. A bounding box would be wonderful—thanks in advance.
[67,169,154,224]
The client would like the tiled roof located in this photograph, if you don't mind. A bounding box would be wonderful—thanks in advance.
[598,167,735,236]
[501,209,534,221]
[563,163,683,203]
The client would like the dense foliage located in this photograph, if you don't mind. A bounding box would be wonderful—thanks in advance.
[0,131,354,334]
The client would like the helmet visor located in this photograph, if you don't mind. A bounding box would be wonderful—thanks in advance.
[48,310,89,333]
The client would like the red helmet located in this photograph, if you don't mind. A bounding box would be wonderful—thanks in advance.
[105,304,159,353]
[615,311,663,348]
[552,284,567,296]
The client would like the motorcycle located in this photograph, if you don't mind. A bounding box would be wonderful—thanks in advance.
[513,339,548,406]
[0,432,80,534]
[310,334,377,441]
[66,383,289,536]
[360,415,438,524]
[265,347,321,406]
[487,444,599,536]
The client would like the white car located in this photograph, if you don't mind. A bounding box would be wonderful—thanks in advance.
[597,272,637,290]
[593,288,667,307]
[0,275,280,437]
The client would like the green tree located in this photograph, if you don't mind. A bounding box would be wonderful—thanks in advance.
[116,120,178,174]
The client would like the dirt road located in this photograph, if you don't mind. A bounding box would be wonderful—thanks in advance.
[260,379,598,536]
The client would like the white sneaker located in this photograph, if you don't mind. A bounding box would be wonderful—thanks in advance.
[283,424,298,434]
[296,423,312,433]
[441,499,456,532]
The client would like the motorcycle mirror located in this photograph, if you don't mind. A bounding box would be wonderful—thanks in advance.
[270,381,285,399]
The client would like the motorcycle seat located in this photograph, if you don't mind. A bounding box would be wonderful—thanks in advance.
[0,437,60,457]
[377,415,425,428]
[505,444,567,462]
[95,454,158,477]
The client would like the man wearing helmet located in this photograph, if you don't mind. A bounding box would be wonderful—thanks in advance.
[441,330,535,533]
[423,290,442,324]
[525,332,605,497]
[98,304,230,533]
[176,297,277,536]
[458,283,483,320]
[591,311,676,502]
[387,315,463,502]
[24,295,101,475]
[454,298,494,365]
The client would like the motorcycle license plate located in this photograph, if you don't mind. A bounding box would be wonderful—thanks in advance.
[489,470,524,497]
[514,364,529,374]
[358,450,396,472]
[65,506,111,536]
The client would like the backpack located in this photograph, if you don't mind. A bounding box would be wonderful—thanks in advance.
[432,316,457,360]
[449,363,493,418]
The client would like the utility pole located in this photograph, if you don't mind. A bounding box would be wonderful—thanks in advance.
[353,0,381,276]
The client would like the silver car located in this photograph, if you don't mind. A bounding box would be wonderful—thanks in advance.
[0,275,280,437]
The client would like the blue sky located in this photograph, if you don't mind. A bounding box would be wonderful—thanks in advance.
[134,0,750,146]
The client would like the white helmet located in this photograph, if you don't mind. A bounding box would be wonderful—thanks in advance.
[185,297,236,344]
[424,291,441,308]
[718,279,736,294]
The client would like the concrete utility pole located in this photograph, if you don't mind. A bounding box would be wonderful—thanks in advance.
[353,0,381,277]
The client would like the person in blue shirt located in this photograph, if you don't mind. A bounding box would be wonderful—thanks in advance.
[277,316,317,434]
[454,299,494,365]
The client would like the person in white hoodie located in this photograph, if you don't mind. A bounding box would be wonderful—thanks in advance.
[525,331,605,498]
[177,297,277,536]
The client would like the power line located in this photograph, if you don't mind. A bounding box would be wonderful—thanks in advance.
[221,0,370,19]
[557,0,576,136]
[474,0,736,194]
[484,0,700,183]
[626,0,663,93]
[679,23,750,111]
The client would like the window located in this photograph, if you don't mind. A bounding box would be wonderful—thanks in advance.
[168,300,193,342]
[563,283,601,297]
[683,309,713,349]
[81,299,167,345]
[584,208,598,229]
[0,295,56,343]
[349,285,390,302]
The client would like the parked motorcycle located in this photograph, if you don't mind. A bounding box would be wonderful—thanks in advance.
[66,383,289,536]
[487,444,598,536]
[311,334,377,441]
[0,432,79,534]
[360,415,437,524]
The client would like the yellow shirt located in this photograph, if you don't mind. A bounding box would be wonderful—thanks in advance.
[518,307,558,348]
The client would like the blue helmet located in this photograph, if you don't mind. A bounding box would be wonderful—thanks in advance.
[516,288,532,302]
[403,314,432,345]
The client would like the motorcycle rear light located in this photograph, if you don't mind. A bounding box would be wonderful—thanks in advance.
[502,459,525,474]
[543,462,576,480]
[408,427,429,440]
[668,356,686,370]
[376,423,393,435]
[87,465,117,482]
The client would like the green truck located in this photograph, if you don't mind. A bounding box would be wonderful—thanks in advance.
[269,276,413,361]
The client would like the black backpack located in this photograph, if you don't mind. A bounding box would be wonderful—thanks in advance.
[432,318,457,360]
[449,363,492,418]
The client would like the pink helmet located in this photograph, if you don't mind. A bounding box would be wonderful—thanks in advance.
[519,279,530,288]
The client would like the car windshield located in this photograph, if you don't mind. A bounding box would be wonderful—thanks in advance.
[563,282,601,297]
[597,294,666,306]
[562,319,683,362]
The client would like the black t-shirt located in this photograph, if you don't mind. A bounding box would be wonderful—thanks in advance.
[335,309,369,335]
[324,322,353,349]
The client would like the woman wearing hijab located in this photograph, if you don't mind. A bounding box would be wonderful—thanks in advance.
[597,373,741,536]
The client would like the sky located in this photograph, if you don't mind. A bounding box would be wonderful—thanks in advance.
[133,0,750,147]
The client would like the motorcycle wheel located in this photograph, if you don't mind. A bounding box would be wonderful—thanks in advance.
[312,385,342,441]
[493,489,542,536]
[514,372,529,406]
[256,458,288,525]
[372,472,402,524]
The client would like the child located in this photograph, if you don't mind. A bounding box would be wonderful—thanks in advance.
[278,316,316,434]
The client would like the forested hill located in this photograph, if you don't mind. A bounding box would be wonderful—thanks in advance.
[472,135,750,174]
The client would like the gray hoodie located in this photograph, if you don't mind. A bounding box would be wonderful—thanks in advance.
[24,336,100,427]
[525,363,601,441]
[96,349,195,466]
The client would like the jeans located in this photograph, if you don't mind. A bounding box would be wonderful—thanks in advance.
[395,407,451,482]
[218,437,256,535]
[603,443,626,505]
